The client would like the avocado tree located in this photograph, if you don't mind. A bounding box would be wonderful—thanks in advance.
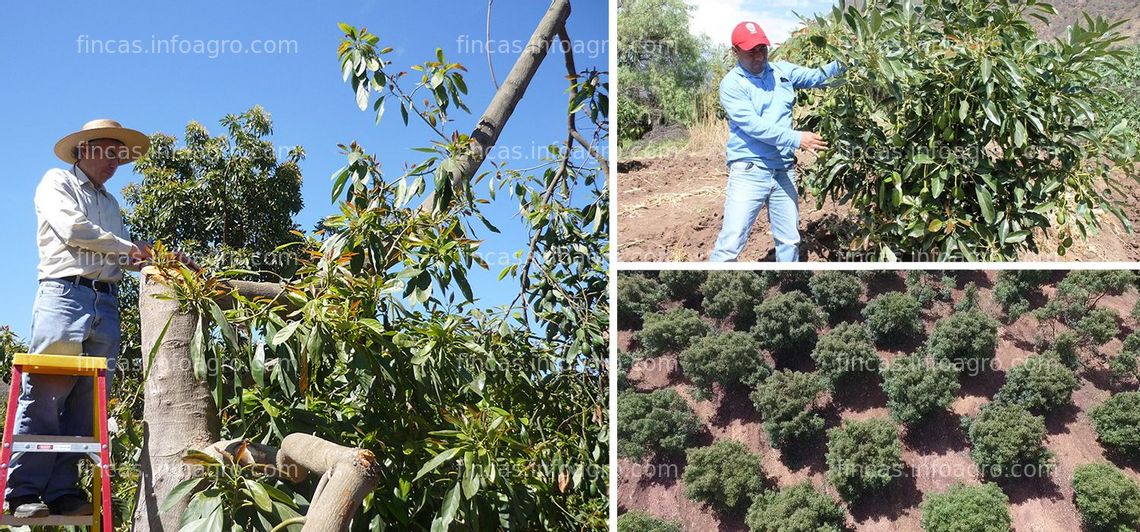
[784,0,1139,260]
[880,353,959,424]
[920,482,1011,532]
[825,418,904,501]
[682,440,764,511]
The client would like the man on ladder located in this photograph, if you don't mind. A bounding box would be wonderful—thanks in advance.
[4,119,193,518]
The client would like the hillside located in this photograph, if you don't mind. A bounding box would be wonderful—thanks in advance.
[617,270,1140,531]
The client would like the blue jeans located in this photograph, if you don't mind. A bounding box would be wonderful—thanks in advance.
[710,161,800,262]
[6,278,118,502]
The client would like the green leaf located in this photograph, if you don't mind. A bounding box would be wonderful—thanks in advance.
[1013,119,1027,147]
[913,154,936,164]
[337,22,355,37]
[983,101,1001,126]
[927,219,944,232]
[191,315,207,381]
[977,186,996,224]
[160,477,202,513]
[355,82,370,111]
[272,321,301,346]
[438,481,462,530]
[959,99,969,121]
[414,447,463,481]
[980,56,992,82]
[207,300,239,352]
[245,479,273,513]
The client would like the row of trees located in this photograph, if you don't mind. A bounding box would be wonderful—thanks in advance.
[618,269,1140,531]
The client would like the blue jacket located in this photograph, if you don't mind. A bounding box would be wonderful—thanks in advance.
[720,60,844,170]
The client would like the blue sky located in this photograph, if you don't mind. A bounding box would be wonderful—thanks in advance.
[687,0,835,46]
[0,0,609,339]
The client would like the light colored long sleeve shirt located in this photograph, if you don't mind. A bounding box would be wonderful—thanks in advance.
[720,60,844,170]
[34,165,134,283]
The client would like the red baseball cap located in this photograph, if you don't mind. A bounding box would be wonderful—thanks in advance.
[732,21,771,50]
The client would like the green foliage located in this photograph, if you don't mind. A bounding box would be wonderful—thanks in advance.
[953,282,980,312]
[1038,271,1137,326]
[619,274,668,326]
[993,270,1049,321]
[967,404,1054,478]
[679,331,771,400]
[128,106,305,277]
[617,511,683,532]
[744,482,845,532]
[618,349,636,391]
[617,389,700,459]
[751,370,827,447]
[751,292,825,354]
[635,308,712,356]
[701,271,769,328]
[825,418,903,501]
[659,270,707,300]
[762,271,814,294]
[1075,307,1121,345]
[1044,330,1082,369]
[812,322,879,385]
[1090,392,1140,457]
[881,354,959,424]
[906,271,954,307]
[1071,462,1140,532]
[1110,332,1140,386]
[163,449,304,529]
[682,440,764,511]
[862,292,923,345]
[920,482,1011,532]
[616,0,713,140]
[809,271,864,317]
[926,308,999,373]
[994,355,1079,413]
[787,0,1140,261]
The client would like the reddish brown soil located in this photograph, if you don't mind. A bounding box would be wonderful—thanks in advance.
[617,271,1140,532]
[616,154,1140,262]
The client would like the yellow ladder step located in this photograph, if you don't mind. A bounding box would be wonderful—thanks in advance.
[11,353,106,376]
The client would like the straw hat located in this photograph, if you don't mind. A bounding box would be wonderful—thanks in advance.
[54,119,150,164]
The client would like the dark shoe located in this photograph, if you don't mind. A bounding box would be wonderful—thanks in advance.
[46,494,93,516]
[7,495,49,518]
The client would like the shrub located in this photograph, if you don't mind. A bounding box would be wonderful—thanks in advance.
[953,282,980,312]
[905,271,954,307]
[762,271,813,293]
[920,483,1011,532]
[618,349,635,391]
[745,482,845,532]
[751,292,825,354]
[967,403,1054,478]
[659,270,707,300]
[993,270,1049,321]
[825,418,904,501]
[1071,463,1140,532]
[1075,307,1120,346]
[679,331,771,400]
[682,440,764,511]
[617,389,700,459]
[993,355,1079,413]
[1039,271,1137,326]
[862,292,923,345]
[701,271,769,328]
[1090,392,1140,457]
[881,354,959,424]
[1132,299,1140,321]
[812,322,879,385]
[789,0,1139,261]
[1110,335,1139,386]
[634,308,712,356]
[809,271,864,317]
[616,511,683,532]
[751,370,827,447]
[619,274,667,326]
[926,308,999,374]
[1043,330,1082,370]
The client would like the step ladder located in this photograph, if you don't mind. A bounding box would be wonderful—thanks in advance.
[0,353,113,530]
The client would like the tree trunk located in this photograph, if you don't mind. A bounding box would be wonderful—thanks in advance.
[421,0,571,210]
[133,270,221,531]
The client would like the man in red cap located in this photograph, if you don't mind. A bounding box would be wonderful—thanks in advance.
[709,21,844,262]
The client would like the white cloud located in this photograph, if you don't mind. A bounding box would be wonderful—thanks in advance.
[687,0,833,46]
